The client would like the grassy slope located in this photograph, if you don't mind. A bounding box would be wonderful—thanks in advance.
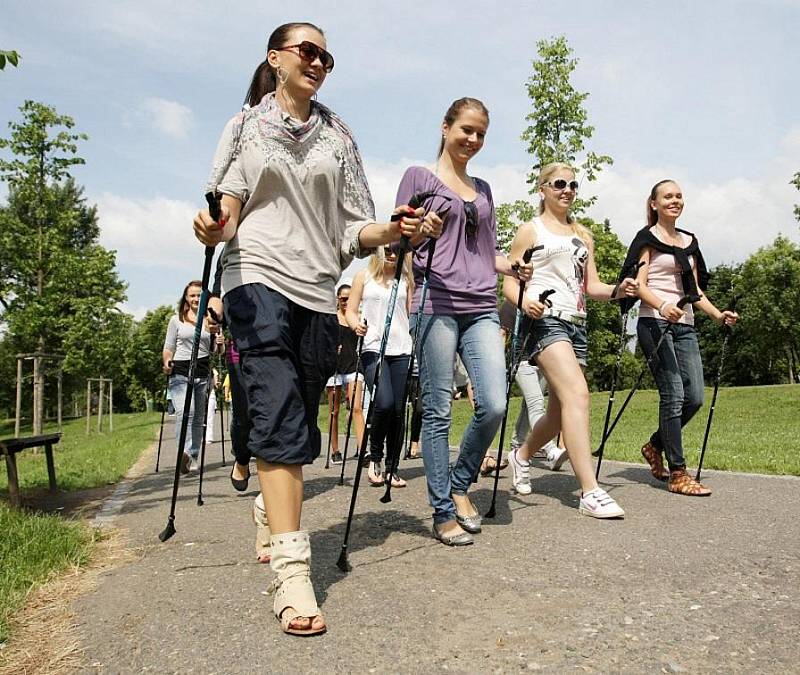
[320,384,799,476]
[0,412,159,644]
[0,412,161,493]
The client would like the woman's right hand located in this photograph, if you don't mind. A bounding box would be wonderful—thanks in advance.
[522,296,546,320]
[660,303,686,323]
[162,361,173,375]
[353,320,368,337]
[193,205,230,247]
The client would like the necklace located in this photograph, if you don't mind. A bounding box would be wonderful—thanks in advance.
[655,224,682,247]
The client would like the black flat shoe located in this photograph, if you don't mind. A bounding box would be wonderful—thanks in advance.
[230,463,250,492]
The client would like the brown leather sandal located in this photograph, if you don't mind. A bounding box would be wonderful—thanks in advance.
[668,469,712,496]
[641,442,669,481]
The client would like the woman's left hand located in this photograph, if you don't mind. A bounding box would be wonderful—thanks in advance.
[422,211,444,239]
[617,277,639,298]
[719,310,739,326]
[391,206,424,239]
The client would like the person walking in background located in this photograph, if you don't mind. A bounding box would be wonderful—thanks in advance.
[326,283,363,464]
[162,280,215,475]
[346,246,413,488]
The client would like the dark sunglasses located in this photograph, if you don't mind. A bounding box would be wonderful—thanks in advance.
[464,200,478,239]
[383,247,396,256]
[277,41,335,73]
[543,179,579,192]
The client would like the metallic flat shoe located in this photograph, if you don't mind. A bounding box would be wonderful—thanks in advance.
[455,513,482,534]
[432,523,474,546]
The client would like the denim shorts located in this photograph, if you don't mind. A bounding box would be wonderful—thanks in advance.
[527,317,588,367]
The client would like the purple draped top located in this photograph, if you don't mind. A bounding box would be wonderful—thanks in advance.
[395,166,500,315]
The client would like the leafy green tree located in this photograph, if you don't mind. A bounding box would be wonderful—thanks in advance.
[0,101,128,426]
[0,50,20,70]
[123,306,173,411]
[496,36,613,251]
[736,237,800,384]
[792,171,800,223]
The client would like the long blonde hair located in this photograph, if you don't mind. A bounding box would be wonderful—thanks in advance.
[366,247,414,291]
[537,162,593,245]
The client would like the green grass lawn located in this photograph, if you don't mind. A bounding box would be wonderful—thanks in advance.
[0,412,160,644]
[0,505,95,643]
[0,412,161,493]
[320,384,799,476]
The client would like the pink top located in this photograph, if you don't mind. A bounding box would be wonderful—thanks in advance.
[640,229,695,326]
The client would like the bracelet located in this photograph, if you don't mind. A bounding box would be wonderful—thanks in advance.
[658,300,669,315]
[610,283,620,300]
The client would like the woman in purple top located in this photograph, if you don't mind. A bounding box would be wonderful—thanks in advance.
[395,97,531,546]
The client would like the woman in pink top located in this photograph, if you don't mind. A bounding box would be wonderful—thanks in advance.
[633,179,738,496]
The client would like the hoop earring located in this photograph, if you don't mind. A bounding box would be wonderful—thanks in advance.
[276,66,289,85]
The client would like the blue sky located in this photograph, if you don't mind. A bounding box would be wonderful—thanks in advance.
[2,0,799,317]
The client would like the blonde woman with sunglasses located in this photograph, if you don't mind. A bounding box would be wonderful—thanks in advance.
[504,162,638,519]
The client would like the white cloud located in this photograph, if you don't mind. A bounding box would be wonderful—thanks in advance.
[117,302,151,321]
[140,98,194,139]
[94,193,199,269]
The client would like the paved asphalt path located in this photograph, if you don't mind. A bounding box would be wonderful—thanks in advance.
[74,424,799,673]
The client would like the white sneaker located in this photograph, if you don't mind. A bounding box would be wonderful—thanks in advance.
[579,488,625,519]
[544,446,569,471]
[509,448,532,495]
[189,458,200,473]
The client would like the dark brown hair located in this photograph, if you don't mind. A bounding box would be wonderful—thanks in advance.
[244,22,326,107]
[647,179,678,227]
[178,280,202,322]
[437,97,490,158]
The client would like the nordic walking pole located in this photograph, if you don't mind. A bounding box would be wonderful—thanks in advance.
[159,193,219,542]
[338,325,366,486]
[696,299,737,481]
[595,294,693,478]
[592,261,645,478]
[197,371,215,506]
[484,279,553,519]
[380,210,452,504]
[155,368,171,472]
[337,191,438,572]
[324,367,339,469]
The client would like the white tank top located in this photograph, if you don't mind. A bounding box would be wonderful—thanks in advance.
[524,217,588,318]
[361,274,412,355]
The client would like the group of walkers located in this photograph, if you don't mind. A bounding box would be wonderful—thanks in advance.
[164,21,739,637]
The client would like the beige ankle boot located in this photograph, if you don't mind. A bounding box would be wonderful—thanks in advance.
[267,531,325,636]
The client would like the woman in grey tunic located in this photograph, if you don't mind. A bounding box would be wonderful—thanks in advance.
[162,280,213,474]
[194,22,440,636]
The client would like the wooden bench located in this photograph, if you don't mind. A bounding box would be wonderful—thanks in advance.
[0,433,62,507]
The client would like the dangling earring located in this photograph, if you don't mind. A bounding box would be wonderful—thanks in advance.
[276,65,289,85]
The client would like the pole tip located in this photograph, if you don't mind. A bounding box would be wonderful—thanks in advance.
[158,519,176,542]
[336,552,351,573]
[484,506,496,519]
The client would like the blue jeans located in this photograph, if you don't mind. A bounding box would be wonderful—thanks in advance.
[637,318,705,469]
[416,312,506,524]
[168,374,209,459]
